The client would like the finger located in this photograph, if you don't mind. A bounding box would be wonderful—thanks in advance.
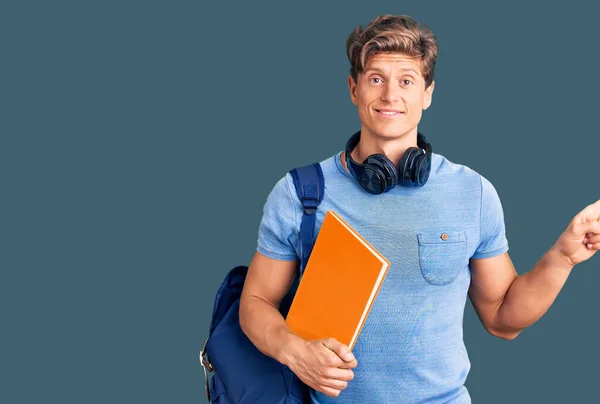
[587,242,600,250]
[577,202,600,224]
[329,368,355,381]
[321,376,348,391]
[572,220,600,238]
[319,386,343,398]
[585,234,600,244]
[322,338,355,363]
[338,358,358,369]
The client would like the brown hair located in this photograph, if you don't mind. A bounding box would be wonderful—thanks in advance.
[346,15,438,88]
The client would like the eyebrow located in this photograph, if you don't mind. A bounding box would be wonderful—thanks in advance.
[365,67,420,76]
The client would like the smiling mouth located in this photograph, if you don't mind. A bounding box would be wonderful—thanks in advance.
[375,109,405,116]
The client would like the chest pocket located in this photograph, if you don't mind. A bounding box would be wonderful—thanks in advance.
[417,230,467,286]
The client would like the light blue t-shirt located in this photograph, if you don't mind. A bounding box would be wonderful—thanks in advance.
[257,150,509,403]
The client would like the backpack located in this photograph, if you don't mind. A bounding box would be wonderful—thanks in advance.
[200,163,325,404]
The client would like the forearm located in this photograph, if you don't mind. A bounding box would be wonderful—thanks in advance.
[496,247,575,334]
[239,296,304,365]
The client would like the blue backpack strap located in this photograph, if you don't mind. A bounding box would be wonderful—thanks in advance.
[289,163,324,275]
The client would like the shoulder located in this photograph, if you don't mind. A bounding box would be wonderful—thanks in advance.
[283,152,346,189]
[265,151,339,211]
[430,152,493,190]
[431,152,479,178]
[268,172,296,201]
[431,153,505,216]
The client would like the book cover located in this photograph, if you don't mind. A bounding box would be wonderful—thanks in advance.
[285,210,390,350]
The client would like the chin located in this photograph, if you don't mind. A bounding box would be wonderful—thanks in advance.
[374,126,412,139]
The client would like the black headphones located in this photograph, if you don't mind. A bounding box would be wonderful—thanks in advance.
[345,131,433,194]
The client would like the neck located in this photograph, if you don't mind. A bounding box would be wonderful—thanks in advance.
[349,127,419,169]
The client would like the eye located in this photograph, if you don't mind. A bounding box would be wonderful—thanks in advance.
[369,77,383,84]
[401,79,413,87]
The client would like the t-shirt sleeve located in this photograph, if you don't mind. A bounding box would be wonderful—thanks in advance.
[256,174,300,261]
[471,175,509,259]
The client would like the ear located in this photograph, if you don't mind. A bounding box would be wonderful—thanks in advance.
[348,75,358,106]
[422,80,435,110]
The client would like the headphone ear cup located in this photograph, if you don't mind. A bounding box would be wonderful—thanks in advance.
[398,147,422,186]
[354,154,397,195]
[415,152,431,186]
[365,154,398,191]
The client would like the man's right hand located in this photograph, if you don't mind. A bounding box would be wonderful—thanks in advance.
[283,337,358,398]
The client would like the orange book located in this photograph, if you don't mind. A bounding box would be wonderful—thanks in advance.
[285,210,390,350]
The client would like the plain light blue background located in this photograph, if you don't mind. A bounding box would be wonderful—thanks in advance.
[2,1,599,403]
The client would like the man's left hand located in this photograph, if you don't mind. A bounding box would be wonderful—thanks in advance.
[553,200,600,267]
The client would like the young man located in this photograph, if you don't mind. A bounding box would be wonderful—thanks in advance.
[239,14,600,403]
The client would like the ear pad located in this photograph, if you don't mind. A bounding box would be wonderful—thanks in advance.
[359,154,398,194]
[416,152,432,186]
[398,147,426,187]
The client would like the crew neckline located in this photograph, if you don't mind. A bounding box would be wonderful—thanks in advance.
[334,151,354,180]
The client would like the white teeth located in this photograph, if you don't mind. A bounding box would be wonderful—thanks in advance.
[379,111,401,115]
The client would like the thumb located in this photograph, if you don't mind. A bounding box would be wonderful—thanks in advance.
[322,338,355,362]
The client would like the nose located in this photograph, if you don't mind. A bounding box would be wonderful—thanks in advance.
[380,81,400,103]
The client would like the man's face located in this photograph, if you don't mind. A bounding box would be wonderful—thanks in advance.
[348,53,435,142]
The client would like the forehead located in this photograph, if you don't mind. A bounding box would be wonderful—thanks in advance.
[364,53,423,76]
